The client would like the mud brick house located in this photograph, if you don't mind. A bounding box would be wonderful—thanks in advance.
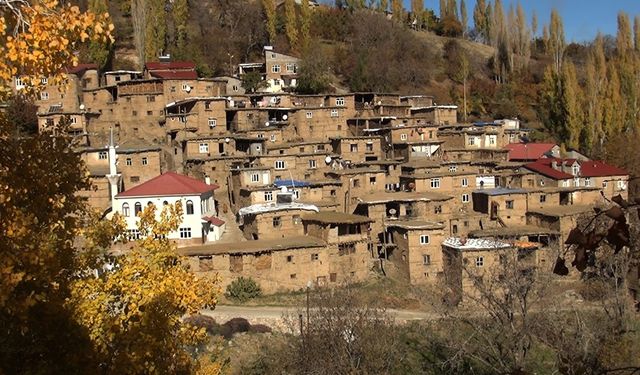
[237,191,319,240]
[442,237,540,303]
[385,220,447,284]
[113,172,224,246]
[330,136,384,163]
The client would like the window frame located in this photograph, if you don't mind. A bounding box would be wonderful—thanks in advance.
[274,160,286,170]
[199,143,209,153]
[430,178,441,189]
[419,234,430,245]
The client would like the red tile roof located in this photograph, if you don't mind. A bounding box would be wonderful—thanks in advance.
[149,70,198,80]
[116,172,219,198]
[504,143,557,161]
[524,160,574,180]
[66,63,98,75]
[203,216,225,226]
[145,61,196,70]
[578,160,627,177]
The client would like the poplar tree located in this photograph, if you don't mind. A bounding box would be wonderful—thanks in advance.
[88,0,111,69]
[300,0,312,51]
[391,0,403,22]
[173,0,189,51]
[448,0,459,21]
[262,0,277,44]
[473,0,486,41]
[460,0,468,36]
[547,9,565,74]
[514,2,530,71]
[561,62,583,150]
[603,64,625,138]
[616,12,638,131]
[131,0,147,67]
[635,15,640,53]
[531,11,538,38]
[284,0,298,49]
[439,0,446,19]
[584,34,608,151]
[145,0,167,60]
[378,0,388,12]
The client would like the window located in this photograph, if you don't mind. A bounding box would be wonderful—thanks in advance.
[585,177,592,187]
[434,205,442,214]
[40,91,49,100]
[423,254,431,265]
[232,85,238,92]
[69,117,78,125]
[306,111,313,119]
[146,111,152,116]
[461,178,468,187]
[41,78,48,85]
[330,273,337,282]
[352,179,360,188]
[257,133,264,138]
[126,158,132,166]
[603,181,608,188]
[181,83,190,91]
[488,135,496,145]
[430,178,441,188]
[142,157,148,165]
[338,243,356,255]
[316,144,325,151]
[311,253,319,261]
[122,203,130,217]
[134,202,142,215]
[506,200,514,209]
[98,151,108,160]
[462,193,470,203]
[270,134,276,142]
[290,274,297,279]
[130,176,140,183]
[475,256,484,267]
[293,215,302,224]
[540,194,546,203]
[275,160,286,170]
[309,159,317,169]
[204,101,211,110]
[330,109,338,117]
[273,79,281,86]
[132,110,137,116]
[572,164,580,176]
[293,190,300,199]
[449,165,457,172]
[199,143,209,153]
[170,86,176,92]
[350,144,358,152]
[400,133,408,141]
[420,235,430,245]
[179,227,192,239]
[271,64,281,73]
[336,97,345,106]
[617,180,625,189]
[264,191,273,201]
[366,143,373,152]
[468,137,476,145]
[186,200,194,215]
[250,173,260,182]
[127,229,141,240]
[369,177,376,185]
[286,255,293,262]
[15,77,24,89]
[272,216,281,227]
[147,96,155,102]
[208,118,217,128]
[286,63,296,72]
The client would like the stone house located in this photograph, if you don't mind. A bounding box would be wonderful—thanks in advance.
[238,201,319,240]
[330,136,384,163]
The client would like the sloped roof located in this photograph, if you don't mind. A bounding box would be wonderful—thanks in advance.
[579,160,627,177]
[116,172,218,198]
[66,63,98,75]
[203,216,225,226]
[504,143,556,161]
[149,70,198,80]
[524,160,573,180]
[145,61,196,70]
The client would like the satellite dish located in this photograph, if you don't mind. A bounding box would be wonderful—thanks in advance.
[280,186,288,193]
[408,182,415,191]
[79,104,85,110]
[185,85,191,93]
[388,208,397,216]
[225,137,230,143]
[282,114,288,121]
[265,122,270,127]
[325,156,332,164]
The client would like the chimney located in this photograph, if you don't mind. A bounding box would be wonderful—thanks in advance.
[105,127,122,212]
[551,160,558,170]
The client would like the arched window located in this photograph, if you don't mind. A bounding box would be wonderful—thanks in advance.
[122,203,130,217]
[134,202,142,215]
[163,200,169,206]
[147,201,153,207]
[186,200,194,215]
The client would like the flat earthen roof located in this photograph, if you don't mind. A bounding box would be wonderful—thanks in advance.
[178,235,326,256]
[357,191,453,204]
[527,204,593,217]
[303,211,373,224]
[469,225,559,237]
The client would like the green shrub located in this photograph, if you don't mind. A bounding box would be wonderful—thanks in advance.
[226,277,262,302]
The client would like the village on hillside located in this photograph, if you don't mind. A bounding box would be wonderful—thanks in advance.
[16,46,637,303]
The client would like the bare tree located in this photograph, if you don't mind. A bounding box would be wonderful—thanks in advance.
[131,0,147,68]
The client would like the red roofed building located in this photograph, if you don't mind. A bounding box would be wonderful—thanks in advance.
[143,60,197,80]
[524,158,628,199]
[505,143,560,162]
[114,172,225,245]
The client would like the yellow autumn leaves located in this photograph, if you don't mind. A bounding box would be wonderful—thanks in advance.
[0,0,114,100]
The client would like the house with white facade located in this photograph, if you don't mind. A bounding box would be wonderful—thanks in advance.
[114,172,225,246]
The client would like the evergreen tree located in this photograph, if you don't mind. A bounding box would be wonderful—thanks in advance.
[284,0,298,49]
